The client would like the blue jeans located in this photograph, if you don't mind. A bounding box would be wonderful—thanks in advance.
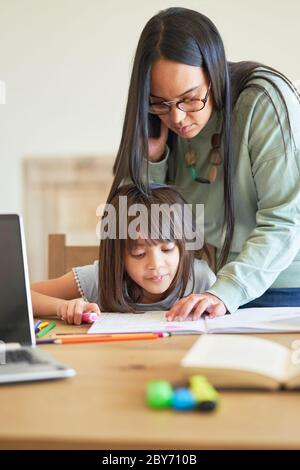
[240,288,300,308]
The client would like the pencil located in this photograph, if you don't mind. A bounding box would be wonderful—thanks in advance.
[37,332,170,344]
[55,332,169,338]
[36,339,57,344]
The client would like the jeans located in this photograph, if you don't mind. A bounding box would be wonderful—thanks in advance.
[240,288,300,309]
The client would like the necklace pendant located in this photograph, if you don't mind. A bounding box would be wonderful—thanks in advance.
[208,166,217,183]
[185,148,197,166]
[188,166,198,180]
[210,148,222,166]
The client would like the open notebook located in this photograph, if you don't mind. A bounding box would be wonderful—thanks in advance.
[88,307,300,335]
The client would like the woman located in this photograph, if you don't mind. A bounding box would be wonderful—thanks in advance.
[109,7,300,319]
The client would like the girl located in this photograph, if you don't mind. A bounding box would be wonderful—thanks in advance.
[31,184,216,325]
[109,7,300,321]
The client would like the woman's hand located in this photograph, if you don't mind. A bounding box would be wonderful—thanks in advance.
[57,298,101,325]
[148,121,169,162]
[166,293,227,321]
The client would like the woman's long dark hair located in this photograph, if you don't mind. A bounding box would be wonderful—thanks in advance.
[109,7,300,269]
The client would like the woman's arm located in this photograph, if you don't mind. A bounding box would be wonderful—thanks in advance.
[209,78,300,313]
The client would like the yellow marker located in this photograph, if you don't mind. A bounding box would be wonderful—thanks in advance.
[38,322,49,330]
[189,375,219,411]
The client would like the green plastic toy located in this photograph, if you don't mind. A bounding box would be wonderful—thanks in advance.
[146,380,174,409]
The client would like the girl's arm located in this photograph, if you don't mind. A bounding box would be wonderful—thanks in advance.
[31,290,67,318]
[31,271,79,299]
[31,271,78,317]
[31,272,100,324]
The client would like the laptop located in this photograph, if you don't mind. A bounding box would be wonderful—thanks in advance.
[0,213,75,383]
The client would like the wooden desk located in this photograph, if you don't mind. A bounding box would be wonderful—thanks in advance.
[0,323,299,450]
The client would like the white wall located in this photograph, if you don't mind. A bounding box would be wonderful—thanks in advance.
[0,0,299,213]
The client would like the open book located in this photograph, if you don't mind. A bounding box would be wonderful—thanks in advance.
[88,307,300,335]
[180,335,300,390]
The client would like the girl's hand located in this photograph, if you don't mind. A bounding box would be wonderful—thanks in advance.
[148,121,169,162]
[57,298,101,325]
[166,293,226,322]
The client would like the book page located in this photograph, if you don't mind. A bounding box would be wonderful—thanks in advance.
[88,310,207,334]
[88,307,300,335]
[205,307,300,333]
[181,335,290,384]
[284,341,300,388]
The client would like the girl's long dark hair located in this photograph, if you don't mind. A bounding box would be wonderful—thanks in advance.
[109,7,300,269]
[99,183,195,312]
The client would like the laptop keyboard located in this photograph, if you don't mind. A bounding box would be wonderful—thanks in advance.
[5,349,48,365]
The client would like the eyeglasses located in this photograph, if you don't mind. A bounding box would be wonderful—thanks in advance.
[148,83,212,115]
[185,132,222,184]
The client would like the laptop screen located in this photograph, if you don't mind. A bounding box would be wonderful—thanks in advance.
[0,214,33,345]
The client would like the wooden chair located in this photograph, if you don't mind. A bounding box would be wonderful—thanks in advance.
[48,234,99,279]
